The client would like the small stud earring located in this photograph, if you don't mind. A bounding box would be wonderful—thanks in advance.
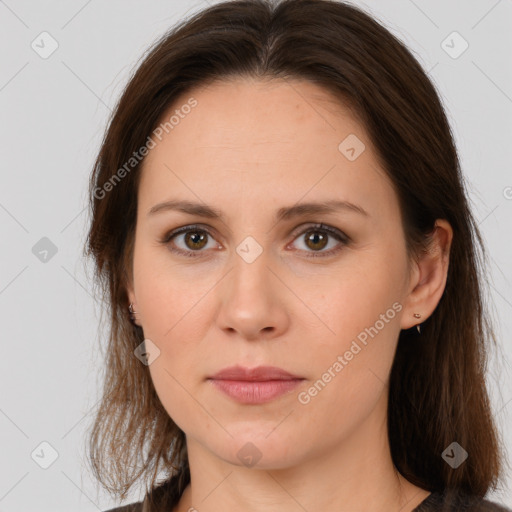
[128,302,137,323]
[413,313,421,334]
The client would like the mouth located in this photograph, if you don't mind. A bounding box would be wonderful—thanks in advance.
[208,364,303,381]
[207,365,305,404]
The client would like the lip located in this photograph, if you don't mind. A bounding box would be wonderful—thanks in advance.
[207,365,304,404]
[208,365,303,381]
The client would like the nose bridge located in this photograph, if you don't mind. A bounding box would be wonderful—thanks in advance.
[230,236,274,301]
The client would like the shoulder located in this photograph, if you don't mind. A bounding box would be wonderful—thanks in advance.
[415,490,512,511]
[102,501,144,512]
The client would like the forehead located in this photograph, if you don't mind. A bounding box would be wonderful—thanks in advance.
[148,77,366,157]
[138,77,397,223]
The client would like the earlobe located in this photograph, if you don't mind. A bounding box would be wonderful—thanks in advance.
[127,300,141,326]
[125,281,136,308]
[400,219,453,331]
[126,282,135,306]
[124,278,141,326]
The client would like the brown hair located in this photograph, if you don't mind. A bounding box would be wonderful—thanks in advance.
[84,0,508,505]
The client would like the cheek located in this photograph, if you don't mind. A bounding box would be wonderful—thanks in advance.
[295,299,401,445]
[300,254,404,408]
[133,241,214,336]
[311,254,404,351]
[148,360,207,435]
[306,296,400,404]
[143,311,210,433]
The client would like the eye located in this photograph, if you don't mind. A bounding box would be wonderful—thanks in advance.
[288,223,349,258]
[159,224,219,258]
[159,223,349,259]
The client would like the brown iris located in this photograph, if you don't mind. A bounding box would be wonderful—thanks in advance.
[185,230,208,250]
[304,230,328,251]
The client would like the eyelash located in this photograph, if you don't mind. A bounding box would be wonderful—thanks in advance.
[158,223,349,259]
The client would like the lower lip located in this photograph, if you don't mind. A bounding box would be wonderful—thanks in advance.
[208,378,304,404]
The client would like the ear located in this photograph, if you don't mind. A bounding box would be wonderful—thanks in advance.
[400,219,453,330]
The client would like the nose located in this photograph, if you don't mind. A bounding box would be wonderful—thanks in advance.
[215,248,290,341]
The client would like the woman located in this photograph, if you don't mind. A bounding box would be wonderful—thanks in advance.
[84,0,511,510]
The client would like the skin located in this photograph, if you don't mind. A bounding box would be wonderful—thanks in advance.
[126,77,453,512]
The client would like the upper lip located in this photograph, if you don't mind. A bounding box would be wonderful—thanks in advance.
[208,365,303,381]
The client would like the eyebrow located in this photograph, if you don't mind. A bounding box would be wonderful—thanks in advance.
[147,198,369,221]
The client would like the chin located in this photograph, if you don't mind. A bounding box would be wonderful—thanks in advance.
[206,426,304,470]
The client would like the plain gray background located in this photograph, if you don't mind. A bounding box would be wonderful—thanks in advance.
[0,0,511,510]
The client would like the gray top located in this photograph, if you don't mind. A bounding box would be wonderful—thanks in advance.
[103,487,512,511]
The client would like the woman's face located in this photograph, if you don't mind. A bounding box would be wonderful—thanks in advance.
[127,77,417,469]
